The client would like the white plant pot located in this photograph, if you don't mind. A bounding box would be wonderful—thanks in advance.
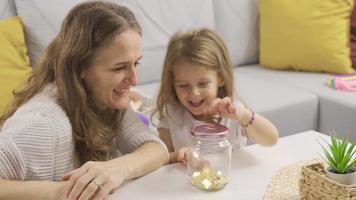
[326,167,356,185]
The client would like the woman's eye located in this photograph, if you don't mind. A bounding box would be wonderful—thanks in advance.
[114,66,125,72]
[134,62,141,67]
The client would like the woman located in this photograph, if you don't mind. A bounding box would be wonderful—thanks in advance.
[0,1,168,200]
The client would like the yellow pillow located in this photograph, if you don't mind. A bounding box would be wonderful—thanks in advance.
[0,16,32,114]
[260,0,355,74]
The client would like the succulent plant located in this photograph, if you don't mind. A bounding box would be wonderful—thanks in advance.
[319,133,356,174]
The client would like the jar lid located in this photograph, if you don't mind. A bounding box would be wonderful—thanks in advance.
[191,123,228,138]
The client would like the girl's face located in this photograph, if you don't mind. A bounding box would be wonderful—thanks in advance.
[173,61,224,119]
[81,29,142,110]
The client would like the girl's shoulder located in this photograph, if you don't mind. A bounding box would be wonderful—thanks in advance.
[162,103,187,123]
[165,103,185,115]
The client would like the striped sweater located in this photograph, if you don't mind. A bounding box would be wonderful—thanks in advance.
[0,85,166,181]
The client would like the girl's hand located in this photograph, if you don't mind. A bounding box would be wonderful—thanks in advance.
[205,97,246,121]
[62,160,124,200]
[178,147,210,170]
[177,147,189,165]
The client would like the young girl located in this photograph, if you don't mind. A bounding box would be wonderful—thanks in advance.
[154,28,279,163]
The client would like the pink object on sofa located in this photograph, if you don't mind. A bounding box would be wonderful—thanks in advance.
[328,73,356,92]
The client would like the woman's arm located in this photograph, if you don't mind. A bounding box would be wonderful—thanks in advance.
[113,141,168,180]
[0,180,66,200]
[0,110,72,200]
[64,141,167,200]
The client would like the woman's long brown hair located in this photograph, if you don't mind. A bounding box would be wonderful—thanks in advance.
[0,1,142,165]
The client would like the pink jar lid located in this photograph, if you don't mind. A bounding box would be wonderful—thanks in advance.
[191,123,228,138]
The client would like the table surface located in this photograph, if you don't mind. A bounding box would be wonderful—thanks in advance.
[109,130,329,200]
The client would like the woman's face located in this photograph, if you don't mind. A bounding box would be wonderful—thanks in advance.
[81,29,142,110]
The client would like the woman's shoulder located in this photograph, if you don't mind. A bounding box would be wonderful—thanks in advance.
[2,85,71,139]
[20,92,67,122]
[0,88,75,180]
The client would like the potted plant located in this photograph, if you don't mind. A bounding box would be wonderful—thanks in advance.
[319,133,356,185]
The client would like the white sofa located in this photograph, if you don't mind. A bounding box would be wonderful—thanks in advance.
[2,0,355,140]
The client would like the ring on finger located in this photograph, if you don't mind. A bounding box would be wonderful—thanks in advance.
[93,179,102,189]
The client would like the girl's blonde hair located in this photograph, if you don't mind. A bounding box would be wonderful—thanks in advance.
[0,1,142,165]
[155,28,235,120]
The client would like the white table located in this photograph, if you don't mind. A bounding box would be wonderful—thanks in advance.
[109,130,329,200]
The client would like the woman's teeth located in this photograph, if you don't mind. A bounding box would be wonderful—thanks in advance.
[113,88,123,95]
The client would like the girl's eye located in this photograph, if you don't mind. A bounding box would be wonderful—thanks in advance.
[178,84,189,88]
[199,82,209,87]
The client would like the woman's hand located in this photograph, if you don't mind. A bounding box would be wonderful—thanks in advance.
[62,160,125,200]
[204,97,246,121]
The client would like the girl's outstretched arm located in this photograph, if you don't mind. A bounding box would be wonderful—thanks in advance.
[205,97,279,146]
[240,110,279,146]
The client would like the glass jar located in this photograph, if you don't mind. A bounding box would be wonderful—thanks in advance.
[188,123,232,191]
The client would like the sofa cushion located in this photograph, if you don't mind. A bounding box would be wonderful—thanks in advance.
[350,0,356,70]
[260,0,355,74]
[234,72,318,138]
[0,16,32,114]
[237,65,356,140]
[15,0,215,82]
[14,0,83,66]
[213,0,259,67]
[118,0,215,84]
[0,0,16,19]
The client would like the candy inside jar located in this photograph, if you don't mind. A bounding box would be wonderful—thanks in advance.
[191,166,228,191]
[188,123,232,191]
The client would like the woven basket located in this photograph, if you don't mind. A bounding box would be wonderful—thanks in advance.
[299,162,356,200]
[263,161,306,200]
